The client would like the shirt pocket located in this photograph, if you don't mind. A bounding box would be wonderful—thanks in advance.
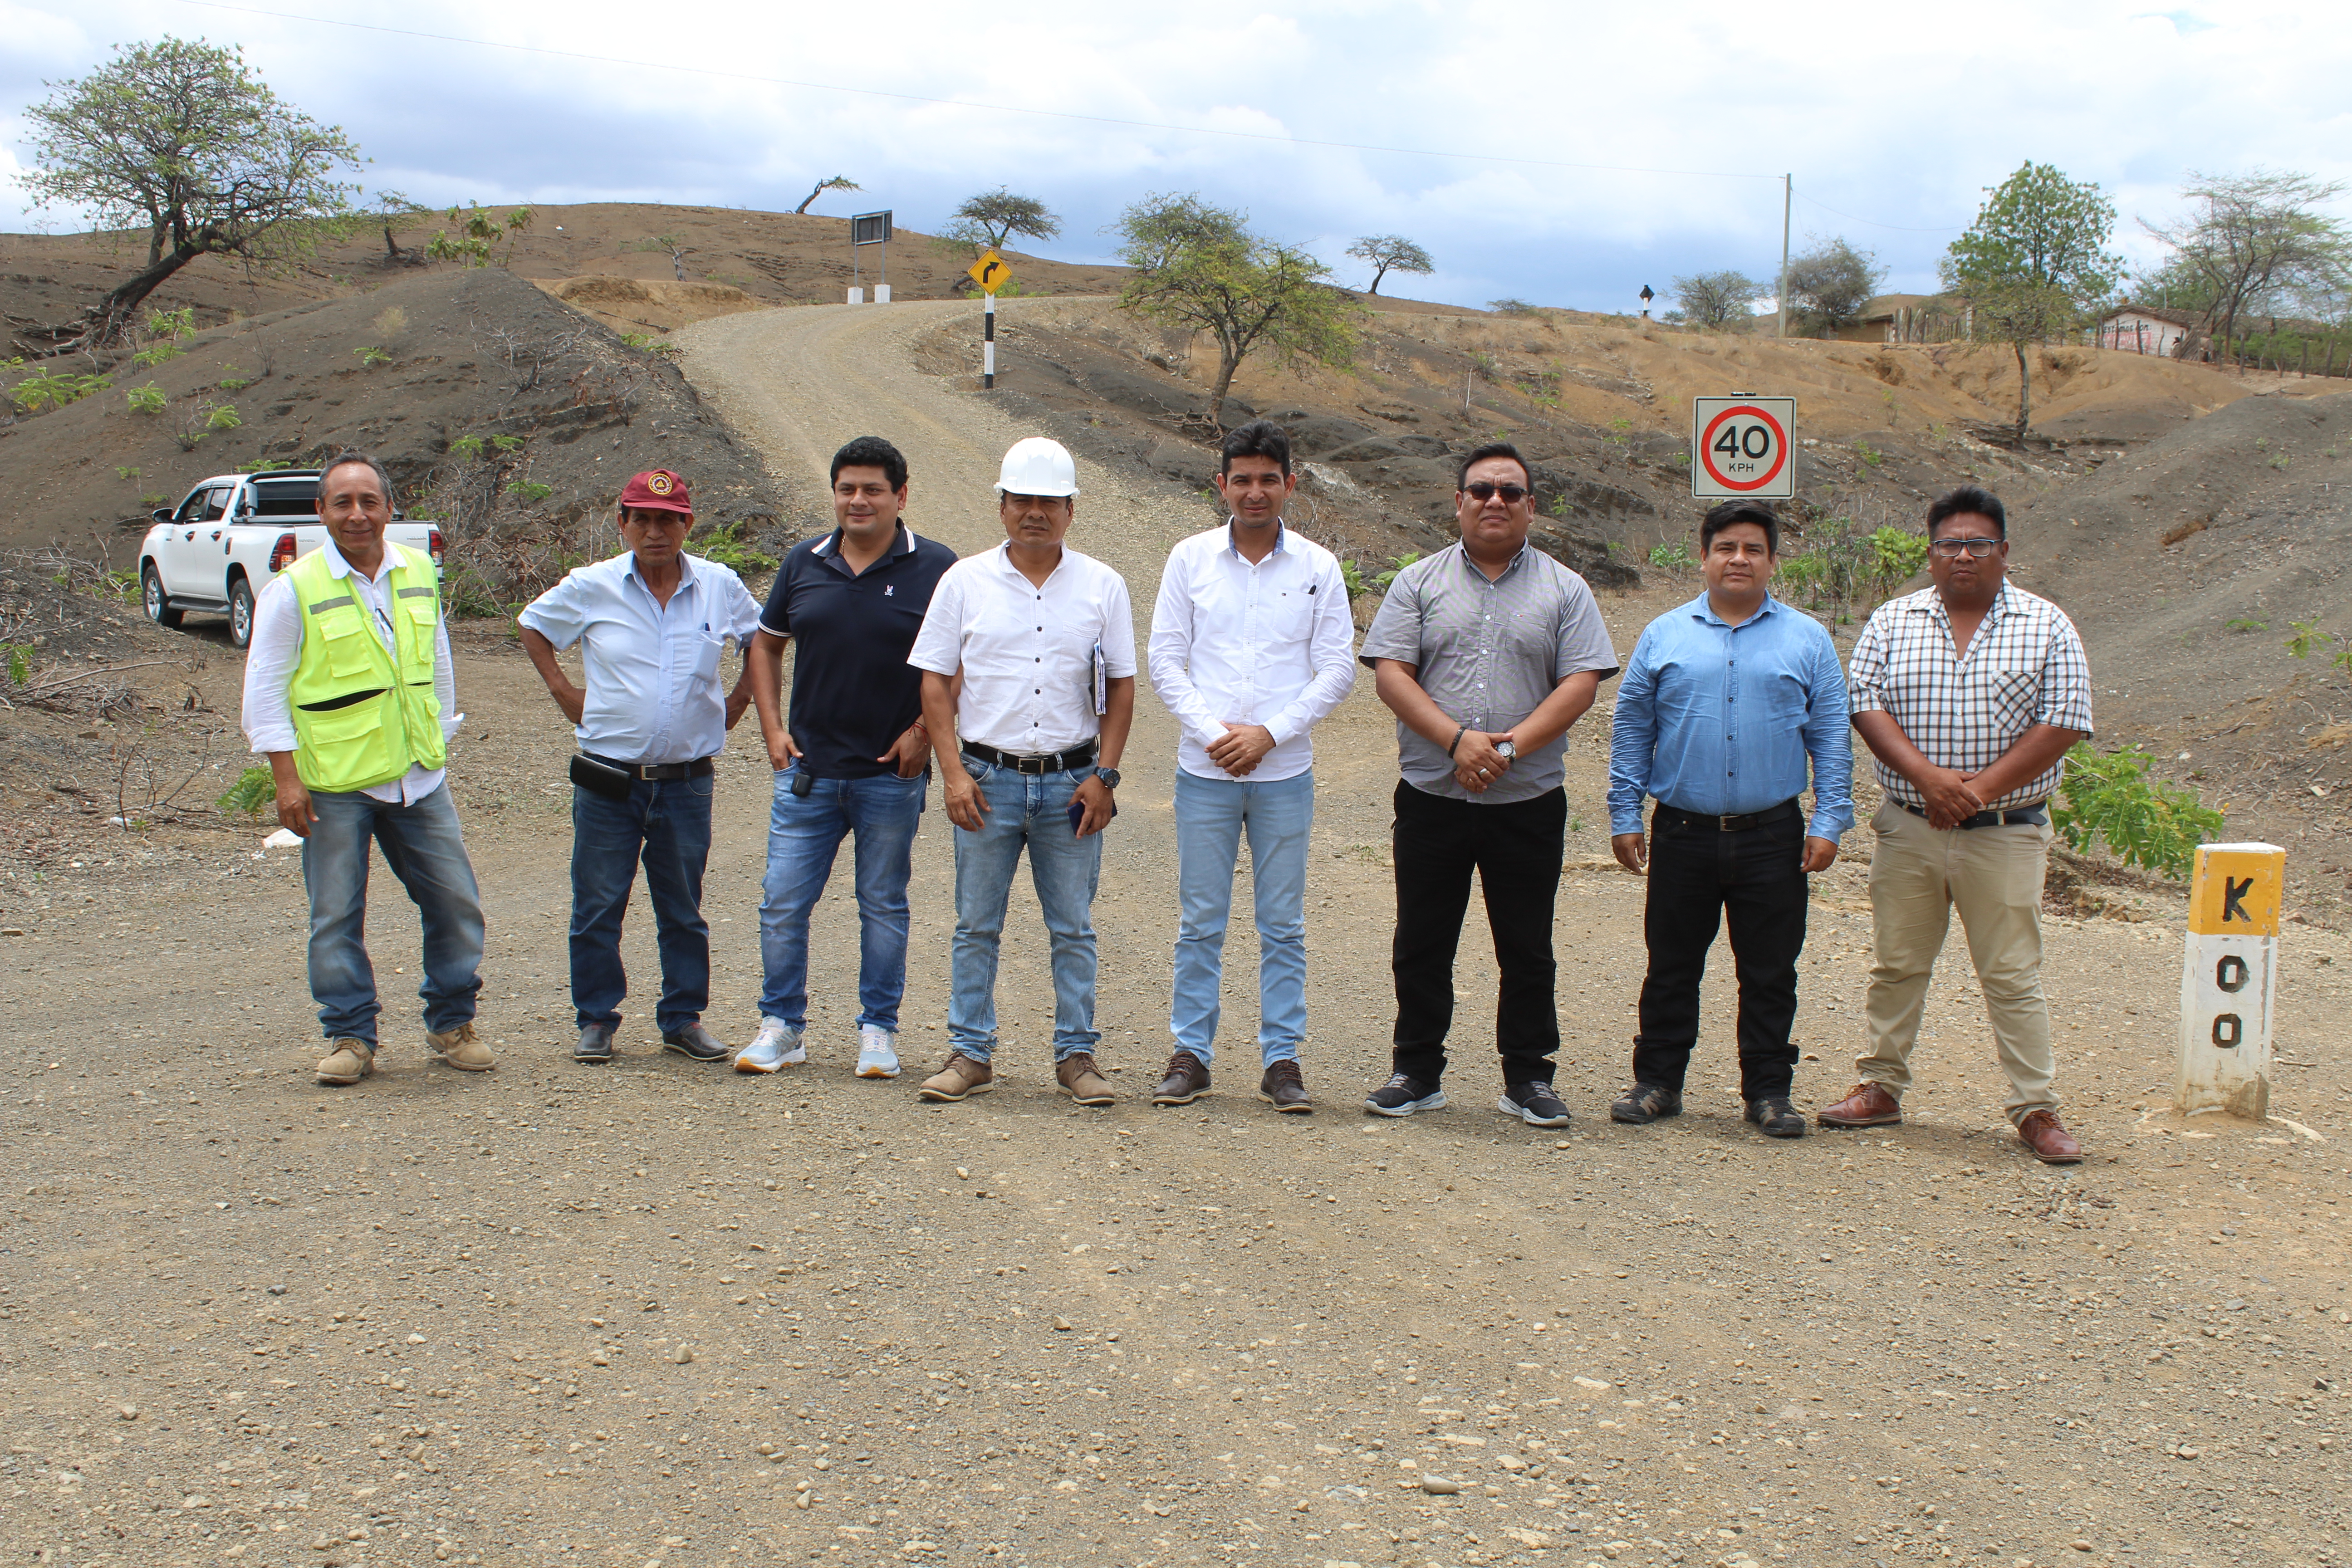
[689,632,726,687]
[1258,588,1316,648]
[1989,666,2041,729]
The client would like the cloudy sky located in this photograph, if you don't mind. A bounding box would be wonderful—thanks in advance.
[5,0,2348,313]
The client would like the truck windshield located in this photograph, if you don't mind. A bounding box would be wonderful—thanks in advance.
[250,478,322,518]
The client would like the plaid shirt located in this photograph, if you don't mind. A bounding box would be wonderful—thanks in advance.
[1847,581,2095,811]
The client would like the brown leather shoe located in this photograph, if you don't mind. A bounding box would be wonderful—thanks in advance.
[1152,1051,1210,1106]
[2017,1109,2083,1164]
[1817,1081,1902,1128]
[917,1052,995,1102]
[1258,1059,1312,1114]
[1056,1052,1116,1106]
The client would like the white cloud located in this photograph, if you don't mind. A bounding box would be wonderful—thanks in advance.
[4,0,2348,309]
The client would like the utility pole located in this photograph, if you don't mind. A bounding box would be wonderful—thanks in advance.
[1776,174,1792,340]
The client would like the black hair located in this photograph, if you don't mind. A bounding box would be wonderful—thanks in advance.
[1220,419,1292,478]
[320,450,394,507]
[830,435,909,492]
[1699,498,1780,557]
[1926,484,2006,539]
[1455,441,1530,490]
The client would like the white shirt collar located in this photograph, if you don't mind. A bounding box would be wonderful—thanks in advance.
[1225,518,1288,557]
[624,550,698,592]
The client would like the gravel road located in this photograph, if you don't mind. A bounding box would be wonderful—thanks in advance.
[3,299,2348,1568]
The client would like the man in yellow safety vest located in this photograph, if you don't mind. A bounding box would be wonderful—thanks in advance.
[240,451,494,1087]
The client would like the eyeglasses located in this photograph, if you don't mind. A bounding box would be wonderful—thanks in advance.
[1929,537,2002,558]
[1462,482,1529,504]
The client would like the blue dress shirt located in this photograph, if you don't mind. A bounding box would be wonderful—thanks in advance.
[1607,591,1854,841]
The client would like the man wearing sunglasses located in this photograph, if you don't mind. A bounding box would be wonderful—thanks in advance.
[1358,442,1619,1126]
[1824,485,2093,1164]
[519,470,764,1066]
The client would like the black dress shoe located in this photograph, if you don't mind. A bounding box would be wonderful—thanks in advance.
[662,1023,731,1063]
[1609,1082,1683,1124]
[575,1020,617,1064]
[1746,1097,1807,1138]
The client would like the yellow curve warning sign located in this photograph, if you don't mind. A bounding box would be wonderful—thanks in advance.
[968,251,1012,294]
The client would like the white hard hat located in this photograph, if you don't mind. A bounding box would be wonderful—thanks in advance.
[995,436,1080,498]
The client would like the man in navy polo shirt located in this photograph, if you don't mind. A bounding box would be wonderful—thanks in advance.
[737,436,959,1079]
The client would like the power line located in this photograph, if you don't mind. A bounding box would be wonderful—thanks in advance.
[1793,190,1965,235]
[179,0,1786,183]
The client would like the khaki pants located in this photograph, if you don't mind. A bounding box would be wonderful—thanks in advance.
[1858,801,2057,1122]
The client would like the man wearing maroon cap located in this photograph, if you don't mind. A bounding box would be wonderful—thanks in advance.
[519,470,765,1065]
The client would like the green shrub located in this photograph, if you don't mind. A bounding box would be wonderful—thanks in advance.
[216,766,276,820]
[9,362,113,412]
[694,519,778,574]
[1648,541,1695,575]
[356,345,393,368]
[1372,550,1421,591]
[504,479,553,504]
[1338,559,1367,598]
[131,341,182,368]
[1866,525,1928,595]
[2050,743,2224,881]
[127,383,166,415]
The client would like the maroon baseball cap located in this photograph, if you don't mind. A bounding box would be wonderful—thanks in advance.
[619,469,693,515]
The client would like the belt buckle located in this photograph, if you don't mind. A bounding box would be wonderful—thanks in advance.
[1718,813,1741,832]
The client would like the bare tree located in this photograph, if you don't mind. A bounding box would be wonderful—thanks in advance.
[2141,169,2352,356]
[1672,270,1765,329]
[1345,235,1435,295]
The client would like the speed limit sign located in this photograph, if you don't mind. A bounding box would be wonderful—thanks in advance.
[1691,396,1795,499]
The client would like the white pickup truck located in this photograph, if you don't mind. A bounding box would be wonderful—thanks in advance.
[137,469,445,648]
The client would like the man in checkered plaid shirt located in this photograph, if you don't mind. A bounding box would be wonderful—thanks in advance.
[1821,485,2094,1164]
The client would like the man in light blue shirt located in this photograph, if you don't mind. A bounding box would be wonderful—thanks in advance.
[1605,498,1852,1138]
[518,470,764,1066]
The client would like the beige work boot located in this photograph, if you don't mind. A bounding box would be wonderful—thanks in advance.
[426,1021,495,1072]
[1056,1052,1116,1106]
[916,1051,995,1102]
[316,1039,375,1086]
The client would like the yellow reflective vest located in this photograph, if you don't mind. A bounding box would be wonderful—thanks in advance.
[283,544,447,793]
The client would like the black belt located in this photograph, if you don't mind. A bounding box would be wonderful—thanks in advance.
[585,753,716,781]
[1901,801,2046,829]
[961,740,1098,775]
[1655,798,1801,833]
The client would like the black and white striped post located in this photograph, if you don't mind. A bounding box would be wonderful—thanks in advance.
[984,293,996,390]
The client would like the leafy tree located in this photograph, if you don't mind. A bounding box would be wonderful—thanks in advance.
[426,203,534,268]
[1784,238,1885,336]
[20,36,363,351]
[2141,169,2351,355]
[1345,235,1434,295]
[941,187,1062,253]
[1941,162,2122,432]
[1672,269,1765,329]
[1116,193,1361,427]
[794,175,860,215]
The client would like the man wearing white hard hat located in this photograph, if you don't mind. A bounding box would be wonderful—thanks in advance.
[907,437,1137,1106]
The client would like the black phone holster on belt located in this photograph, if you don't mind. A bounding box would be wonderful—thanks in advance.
[569,753,635,801]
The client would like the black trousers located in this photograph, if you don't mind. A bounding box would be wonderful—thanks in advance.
[1390,780,1566,1086]
[1630,801,1809,1101]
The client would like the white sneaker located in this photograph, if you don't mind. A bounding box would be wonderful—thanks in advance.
[734,1018,805,1073]
[856,1026,901,1079]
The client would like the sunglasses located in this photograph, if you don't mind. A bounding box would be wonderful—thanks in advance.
[1462,482,1529,504]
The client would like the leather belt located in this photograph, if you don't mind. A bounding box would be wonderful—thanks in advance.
[1901,801,2047,829]
[1655,798,1801,833]
[961,740,1098,775]
[584,753,716,781]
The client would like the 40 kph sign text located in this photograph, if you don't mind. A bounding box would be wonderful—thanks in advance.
[1691,396,1795,499]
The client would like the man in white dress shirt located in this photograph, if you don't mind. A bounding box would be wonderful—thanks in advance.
[517,470,764,1066]
[1146,420,1356,1113]
[241,451,492,1087]
[907,437,1137,1106]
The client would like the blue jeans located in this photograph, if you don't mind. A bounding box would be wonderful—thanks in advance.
[759,764,926,1030]
[948,758,1102,1063]
[570,774,714,1034]
[302,783,485,1047]
[1171,767,1315,1068]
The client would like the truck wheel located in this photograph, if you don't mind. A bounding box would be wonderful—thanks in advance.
[228,577,257,649]
[142,563,184,628]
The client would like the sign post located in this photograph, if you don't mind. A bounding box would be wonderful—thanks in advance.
[850,210,893,304]
[967,250,1014,390]
[1690,396,1796,499]
[2178,843,2286,1119]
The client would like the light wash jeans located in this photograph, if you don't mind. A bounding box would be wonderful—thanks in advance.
[302,782,485,1047]
[947,757,1102,1063]
[570,774,714,1034]
[759,764,926,1031]
[1171,767,1314,1068]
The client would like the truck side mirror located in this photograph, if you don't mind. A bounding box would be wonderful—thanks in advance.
[152,508,173,525]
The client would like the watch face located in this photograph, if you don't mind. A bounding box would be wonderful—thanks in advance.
[1097,768,1121,789]
[1497,740,1517,759]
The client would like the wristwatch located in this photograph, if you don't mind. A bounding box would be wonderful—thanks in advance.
[1095,767,1122,790]
[1495,738,1518,762]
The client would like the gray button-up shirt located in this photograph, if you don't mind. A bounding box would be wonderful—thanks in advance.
[1359,541,1619,804]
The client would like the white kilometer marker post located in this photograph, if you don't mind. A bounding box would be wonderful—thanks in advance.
[2177,842,2285,1119]
[984,294,995,390]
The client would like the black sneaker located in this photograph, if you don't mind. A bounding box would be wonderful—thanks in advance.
[574,1020,617,1064]
[1364,1072,1446,1117]
[661,1023,732,1063]
[1746,1097,1807,1138]
[1609,1082,1683,1124]
[1499,1081,1572,1127]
